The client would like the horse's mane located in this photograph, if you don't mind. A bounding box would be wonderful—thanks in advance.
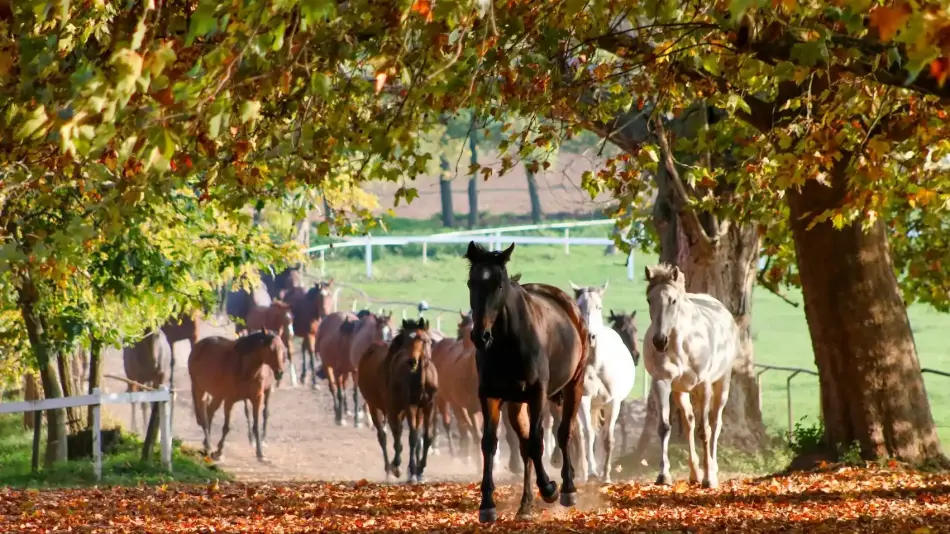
[646,263,684,292]
[305,285,321,299]
[234,330,276,354]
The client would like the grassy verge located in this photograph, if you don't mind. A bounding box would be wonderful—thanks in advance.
[0,414,229,489]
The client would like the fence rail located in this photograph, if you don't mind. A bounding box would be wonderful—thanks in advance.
[0,386,173,480]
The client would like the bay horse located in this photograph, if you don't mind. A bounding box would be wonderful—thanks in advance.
[570,281,636,483]
[225,278,272,330]
[285,280,334,387]
[123,330,172,434]
[188,329,285,460]
[316,310,368,426]
[260,266,303,301]
[357,337,393,477]
[643,263,738,489]
[245,300,296,385]
[464,241,589,523]
[386,318,439,482]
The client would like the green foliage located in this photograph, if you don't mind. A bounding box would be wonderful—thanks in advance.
[788,417,825,457]
[838,441,864,466]
[0,415,228,488]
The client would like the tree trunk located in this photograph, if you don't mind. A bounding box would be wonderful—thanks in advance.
[526,169,543,224]
[57,352,83,433]
[467,134,479,229]
[439,154,455,227]
[786,161,945,463]
[86,335,103,428]
[141,402,160,461]
[17,279,68,466]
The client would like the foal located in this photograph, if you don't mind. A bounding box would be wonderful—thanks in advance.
[643,264,738,489]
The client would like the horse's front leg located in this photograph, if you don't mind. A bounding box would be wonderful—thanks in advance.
[204,396,223,455]
[352,374,362,428]
[371,408,391,479]
[212,400,234,460]
[673,391,700,484]
[298,338,309,384]
[477,396,502,524]
[244,400,253,445]
[251,394,266,460]
[406,406,420,483]
[602,399,622,483]
[261,388,271,447]
[577,395,597,481]
[654,378,674,485]
[705,379,729,489]
[419,402,435,482]
[387,410,404,479]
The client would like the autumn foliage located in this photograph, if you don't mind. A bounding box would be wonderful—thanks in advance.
[2,464,948,533]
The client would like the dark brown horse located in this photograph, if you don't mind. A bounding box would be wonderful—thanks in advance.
[226,278,273,329]
[123,330,172,434]
[188,329,285,460]
[386,318,439,482]
[285,280,334,387]
[260,266,303,301]
[464,241,589,523]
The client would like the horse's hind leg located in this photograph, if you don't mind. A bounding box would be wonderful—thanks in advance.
[371,408,391,479]
[244,400,253,445]
[406,406,420,483]
[325,366,342,425]
[419,403,435,482]
[212,400,234,460]
[351,374,362,428]
[653,378,674,485]
[387,410,404,479]
[261,388,271,447]
[506,402,535,520]
[577,395,597,481]
[704,378,730,489]
[556,377,584,508]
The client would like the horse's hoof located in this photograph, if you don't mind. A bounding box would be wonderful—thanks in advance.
[392,466,401,478]
[416,475,426,484]
[257,455,267,462]
[211,452,224,461]
[335,419,344,427]
[261,441,269,448]
[540,481,559,504]
[702,478,718,489]
[515,508,532,521]
[478,508,498,524]
[559,491,577,508]
[655,473,673,486]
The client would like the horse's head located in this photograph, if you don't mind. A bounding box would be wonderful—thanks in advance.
[237,328,286,383]
[464,241,515,350]
[456,310,475,348]
[398,317,432,371]
[607,309,640,366]
[375,310,394,344]
[571,280,608,346]
[644,264,686,353]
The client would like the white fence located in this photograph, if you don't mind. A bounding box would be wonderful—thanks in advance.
[304,219,638,280]
[0,386,173,480]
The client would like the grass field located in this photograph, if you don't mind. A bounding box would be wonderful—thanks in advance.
[311,216,950,453]
[0,414,228,488]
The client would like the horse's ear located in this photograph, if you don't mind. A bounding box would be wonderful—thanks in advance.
[459,310,466,320]
[464,241,484,261]
[500,243,515,264]
[671,266,683,283]
[569,280,581,291]
[644,265,653,282]
[601,280,609,294]
[631,310,637,320]
[422,318,430,330]
[260,327,266,335]
[608,309,617,320]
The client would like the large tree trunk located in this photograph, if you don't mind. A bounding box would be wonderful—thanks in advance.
[526,169,543,224]
[467,134,479,229]
[57,352,83,433]
[17,281,68,466]
[786,161,945,463]
[439,154,455,227]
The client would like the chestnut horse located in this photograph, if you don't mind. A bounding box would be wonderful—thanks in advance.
[188,329,285,460]
[315,310,369,426]
[285,280,334,387]
[385,318,439,482]
[245,300,296,385]
[123,330,172,434]
[464,241,589,523]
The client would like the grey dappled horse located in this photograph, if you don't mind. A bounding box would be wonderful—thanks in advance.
[642,264,738,489]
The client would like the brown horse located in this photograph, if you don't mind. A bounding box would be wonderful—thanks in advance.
[464,241,589,523]
[123,330,172,434]
[357,337,393,477]
[285,280,334,387]
[245,300,295,385]
[315,310,364,426]
[430,313,479,463]
[386,318,439,482]
[188,329,285,460]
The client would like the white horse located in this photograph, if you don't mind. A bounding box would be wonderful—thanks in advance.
[642,264,738,489]
[568,280,637,483]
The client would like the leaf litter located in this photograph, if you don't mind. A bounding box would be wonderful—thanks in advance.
[1,463,948,533]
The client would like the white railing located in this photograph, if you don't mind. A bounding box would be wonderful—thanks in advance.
[304,219,637,280]
[0,386,173,480]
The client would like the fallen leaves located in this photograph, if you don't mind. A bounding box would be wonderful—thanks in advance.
[1,464,948,533]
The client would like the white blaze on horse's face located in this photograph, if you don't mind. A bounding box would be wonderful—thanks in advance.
[381,324,393,342]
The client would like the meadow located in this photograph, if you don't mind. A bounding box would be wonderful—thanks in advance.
[308,216,950,452]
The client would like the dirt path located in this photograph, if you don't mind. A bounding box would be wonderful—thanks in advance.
[100,318,647,484]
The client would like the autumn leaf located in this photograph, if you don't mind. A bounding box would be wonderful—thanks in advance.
[375,71,388,94]
[868,3,912,43]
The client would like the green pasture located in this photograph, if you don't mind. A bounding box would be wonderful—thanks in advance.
[308,216,950,452]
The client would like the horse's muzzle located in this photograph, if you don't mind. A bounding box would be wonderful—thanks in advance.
[652,334,669,352]
[480,330,493,349]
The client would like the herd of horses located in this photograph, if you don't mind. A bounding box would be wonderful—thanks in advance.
[118,240,740,524]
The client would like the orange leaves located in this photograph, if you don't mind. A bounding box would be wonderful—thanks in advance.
[410,0,434,22]
[1,465,949,533]
[868,2,912,43]
[929,57,950,87]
